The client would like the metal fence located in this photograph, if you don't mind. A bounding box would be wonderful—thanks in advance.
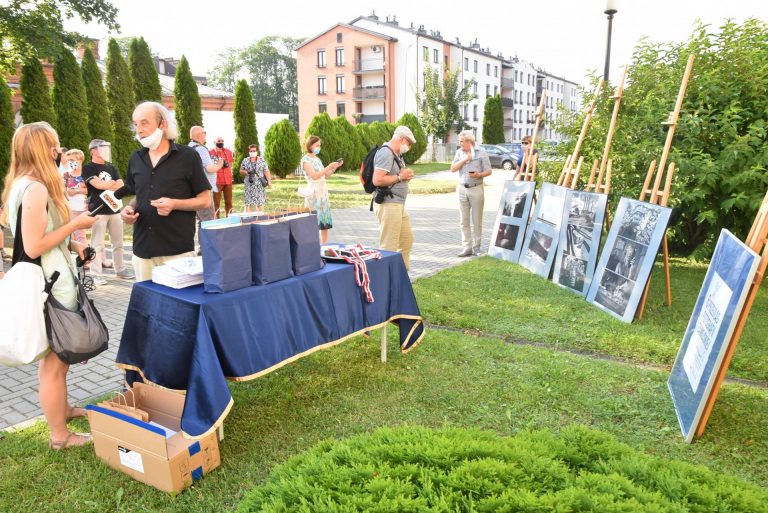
[417,143,456,163]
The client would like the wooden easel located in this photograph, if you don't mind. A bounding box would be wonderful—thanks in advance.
[520,90,547,182]
[557,79,604,189]
[694,188,768,440]
[635,53,695,321]
[585,159,613,227]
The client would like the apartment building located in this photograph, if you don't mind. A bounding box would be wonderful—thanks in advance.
[536,70,581,143]
[296,13,582,144]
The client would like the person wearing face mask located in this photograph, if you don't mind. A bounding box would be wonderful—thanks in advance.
[210,136,234,217]
[120,102,212,281]
[239,144,272,213]
[188,126,222,230]
[61,149,89,247]
[1,122,98,450]
[82,139,134,284]
[450,130,491,257]
[58,147,70,175]
[372,126,417,270]
[301,136,342,245]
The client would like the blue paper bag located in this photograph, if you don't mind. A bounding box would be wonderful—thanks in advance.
[200,224,253,293]
[250,221,294,285]
[283,213,323,275]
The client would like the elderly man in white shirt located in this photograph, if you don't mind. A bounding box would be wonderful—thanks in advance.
[450,130,492,257]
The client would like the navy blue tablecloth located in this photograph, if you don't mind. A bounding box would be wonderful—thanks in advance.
[116,251,424,438]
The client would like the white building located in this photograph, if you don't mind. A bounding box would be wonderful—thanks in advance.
[501,58,538,142]
[536,70,581,143]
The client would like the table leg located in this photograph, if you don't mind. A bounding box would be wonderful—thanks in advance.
[380,325,388,363]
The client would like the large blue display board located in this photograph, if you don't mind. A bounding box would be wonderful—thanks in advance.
[518,183,568,277]
[668,229,759,443]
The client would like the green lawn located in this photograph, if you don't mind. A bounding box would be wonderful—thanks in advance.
[414,257,768,383]
[1,256,766,511]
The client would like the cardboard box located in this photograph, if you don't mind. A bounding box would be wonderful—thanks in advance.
[86,383,221,493]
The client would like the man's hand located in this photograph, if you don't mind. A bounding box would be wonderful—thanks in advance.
[464,152,472,163]
[150,197,176,216]
[121,205,140,225]
[400,168,415,181]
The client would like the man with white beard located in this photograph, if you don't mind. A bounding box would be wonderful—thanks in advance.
[120,101,212,281]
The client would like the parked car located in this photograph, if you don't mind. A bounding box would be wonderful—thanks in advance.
[478,144,517,170]
[497,142,522,161]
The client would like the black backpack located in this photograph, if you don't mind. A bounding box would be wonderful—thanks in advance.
[360,145,401,194]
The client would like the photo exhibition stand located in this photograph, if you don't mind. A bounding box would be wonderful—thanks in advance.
[519,90,547,183]
[557,79,604,189]
[694,189,768,440]
[635,53,696,321]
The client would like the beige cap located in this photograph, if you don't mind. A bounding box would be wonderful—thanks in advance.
[393,125,416,144]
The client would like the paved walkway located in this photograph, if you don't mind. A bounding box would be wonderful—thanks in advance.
[0,169,516,430]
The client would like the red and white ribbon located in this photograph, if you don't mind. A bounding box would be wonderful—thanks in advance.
[325,244,381,303]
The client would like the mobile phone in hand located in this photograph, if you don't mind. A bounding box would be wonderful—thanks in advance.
[335,158,344,163]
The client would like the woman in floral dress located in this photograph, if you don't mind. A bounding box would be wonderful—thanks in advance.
[239,144,272,212]
[301,135,342,244]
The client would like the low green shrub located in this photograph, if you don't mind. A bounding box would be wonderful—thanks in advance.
[236,425,768,512]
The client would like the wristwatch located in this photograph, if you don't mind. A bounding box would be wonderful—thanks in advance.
[396,175,402,183]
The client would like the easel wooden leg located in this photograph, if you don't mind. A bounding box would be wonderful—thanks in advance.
[380,325,388,363]
[662,235,672,307]
[637,276,651,321]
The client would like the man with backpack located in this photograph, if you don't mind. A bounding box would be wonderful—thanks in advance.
[370,126,416,270]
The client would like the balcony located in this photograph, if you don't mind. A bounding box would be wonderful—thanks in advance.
[356,114,387,123]
[353,59,385,74]
[503,119,514,128]
[500,96,515,108]
[352,85,386,100]
[501,78,515,89]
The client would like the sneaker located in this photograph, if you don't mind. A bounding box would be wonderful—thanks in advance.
[457,250,473,257]
[473,249,483,256]
[92,275,108,286]
[102,260,114,269]
[116,269,135,280]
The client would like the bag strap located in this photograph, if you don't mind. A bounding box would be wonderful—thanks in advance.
[11,183,42,267]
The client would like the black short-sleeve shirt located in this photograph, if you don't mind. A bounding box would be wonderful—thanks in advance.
[125,143,211,259]
[82,162,121,215]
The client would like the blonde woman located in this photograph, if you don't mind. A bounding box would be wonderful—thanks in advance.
[301,135,342,244]
[0,122,97,450]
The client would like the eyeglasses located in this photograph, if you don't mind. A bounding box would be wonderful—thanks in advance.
[522,142,530,145]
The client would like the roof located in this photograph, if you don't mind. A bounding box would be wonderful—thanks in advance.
[296,22,397,50]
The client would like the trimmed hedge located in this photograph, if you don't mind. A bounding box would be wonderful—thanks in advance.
[236,425,768,512]
[264,119,301,178]
[395,112,427,165]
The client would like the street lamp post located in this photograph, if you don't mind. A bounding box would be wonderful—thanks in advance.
[603,0,618,83]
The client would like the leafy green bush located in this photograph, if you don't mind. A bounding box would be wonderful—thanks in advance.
[0,77,14,184]
[555,19,768,257]
[333,115,366,171]
[264,119,301,178]
[368,121,391,146]
[482,94,505,144]
[355,122,374,151]
[236,425,768,512]
[395,112,427,164]
[305,112,343,168]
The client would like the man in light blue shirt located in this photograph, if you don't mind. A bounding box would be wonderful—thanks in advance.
[450,130,491,256]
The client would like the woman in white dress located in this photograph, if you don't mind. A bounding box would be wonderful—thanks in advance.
[0,122,97,450]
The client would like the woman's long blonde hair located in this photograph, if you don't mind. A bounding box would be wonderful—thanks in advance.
[0,122,70,227]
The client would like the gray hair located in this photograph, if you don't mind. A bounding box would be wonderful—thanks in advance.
[458,130,475,144]
[134,101,179,141]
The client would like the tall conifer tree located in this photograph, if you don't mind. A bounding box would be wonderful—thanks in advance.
[129,37,162,103]
[106,38,137,174]
[20,58,55,125]
[173,55,202,145]
[0,77,15,184]
[81,46,113,142]
[53,50,90,151]
[232,79,258,184]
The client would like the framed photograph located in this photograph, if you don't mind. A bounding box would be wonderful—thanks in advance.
[586,198,672,322]
[488,180,536,263]
[518,183,568,278]
[668,230,760,443]
[552,191,608,296]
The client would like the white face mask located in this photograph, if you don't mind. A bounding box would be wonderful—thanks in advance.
[401,143,411,154]
[249,151,258,158]
[98,145,112,163]
[136,128,164,150]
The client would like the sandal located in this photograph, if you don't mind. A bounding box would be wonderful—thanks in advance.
[49,432,92,451]
[67,406,88,421]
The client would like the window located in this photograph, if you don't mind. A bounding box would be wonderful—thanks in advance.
[473,105,478,121]
[422,72,426,92]
[514,70,518,81]
[317,50,326,68]
[336,32,343,43]
[318,76,327,95]
[463,105,468,120]
[336,102,345,116]
[473,82,477,94]
[473,60,478,73]
[319,103,327,113]
[494,66,498,77]
[335,48,344,66]
[494,85,498,95]
[486,84,490,98]
[513,110,517,123]
[336,74,345,93]
[464,57,468,71]
[433,48,438,64]
[423,46,429,61]
[486,63,490,75]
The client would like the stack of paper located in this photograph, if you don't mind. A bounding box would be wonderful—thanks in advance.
[151,257,204,289]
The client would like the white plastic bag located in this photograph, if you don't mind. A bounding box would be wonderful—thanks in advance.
[0,262,49,366]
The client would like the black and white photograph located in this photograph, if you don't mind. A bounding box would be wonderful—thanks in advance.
[525,230,553,265]
[494,223,520,251]
[557,254,588,292]
[567,192,600,230]
[501,192,528,219]
[605,237,648,281]
[536,183,568,226]
[618,203,661,245]
[594,269,636,316]
[563,223,593,260]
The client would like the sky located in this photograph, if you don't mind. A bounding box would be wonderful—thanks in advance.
[66,0,768,87]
